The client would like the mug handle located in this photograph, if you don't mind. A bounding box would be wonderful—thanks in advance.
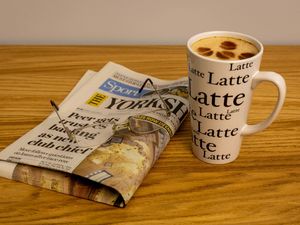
[241,71,286,136]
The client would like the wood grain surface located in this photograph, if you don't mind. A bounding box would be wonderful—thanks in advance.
[0,46,299,225]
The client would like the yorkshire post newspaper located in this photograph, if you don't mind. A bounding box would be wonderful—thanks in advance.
[0,62,188,207]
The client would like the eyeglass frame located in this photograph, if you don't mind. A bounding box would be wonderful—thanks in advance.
[50,78,171,147]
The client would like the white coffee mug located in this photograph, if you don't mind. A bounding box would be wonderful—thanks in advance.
[187,31,286,164]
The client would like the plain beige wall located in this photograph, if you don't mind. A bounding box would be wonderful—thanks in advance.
[0,0,299,45]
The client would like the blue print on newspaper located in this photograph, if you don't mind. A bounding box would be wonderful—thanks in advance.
[99,78,148,98]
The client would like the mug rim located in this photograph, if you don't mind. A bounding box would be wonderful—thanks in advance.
[187,31,264,63]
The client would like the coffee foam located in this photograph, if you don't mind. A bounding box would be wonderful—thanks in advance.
[191,36,259,60]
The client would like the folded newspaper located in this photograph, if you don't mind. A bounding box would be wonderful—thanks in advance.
[0,62,188,207]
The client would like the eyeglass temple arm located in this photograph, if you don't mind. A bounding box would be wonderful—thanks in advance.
[138,78,171,116]
[50,100,74,140]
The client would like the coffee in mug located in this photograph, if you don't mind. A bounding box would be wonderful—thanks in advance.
[191,36,259,60]
[187,31,286,164]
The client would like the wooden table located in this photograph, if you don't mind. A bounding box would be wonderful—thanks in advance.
[0,46,299,225]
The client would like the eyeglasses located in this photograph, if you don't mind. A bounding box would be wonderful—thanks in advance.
[50,78,171,148]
